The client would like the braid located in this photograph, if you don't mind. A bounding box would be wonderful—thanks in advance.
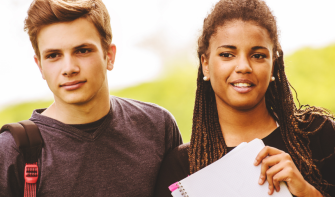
[267,51,331,194]
[189,0,333,196]
[189,68,226,173]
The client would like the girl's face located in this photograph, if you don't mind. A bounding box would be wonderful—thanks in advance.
[202,20,274,111]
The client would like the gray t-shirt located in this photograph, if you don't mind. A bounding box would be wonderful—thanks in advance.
[0,96,183,197]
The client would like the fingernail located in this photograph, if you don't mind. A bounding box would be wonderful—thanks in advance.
[254,159,258,165]
[268,188,272,195]
[258,177,263,185]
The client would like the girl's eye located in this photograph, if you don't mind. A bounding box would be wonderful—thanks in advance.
[252,54,266,59]
[46,53,59,59]
[220,53,234,58]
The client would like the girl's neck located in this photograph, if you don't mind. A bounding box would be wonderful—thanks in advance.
[217,98,277,147]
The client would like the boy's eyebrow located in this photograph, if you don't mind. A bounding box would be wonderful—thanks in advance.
[41,49,61,56]
[41,43,97,55]
[73,43,96,50]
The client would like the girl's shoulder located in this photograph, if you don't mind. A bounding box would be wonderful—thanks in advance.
[303,115,335,162]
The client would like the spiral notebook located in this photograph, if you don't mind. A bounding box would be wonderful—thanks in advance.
[169,139,292,197]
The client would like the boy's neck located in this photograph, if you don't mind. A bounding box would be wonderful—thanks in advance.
[41,94,111,125]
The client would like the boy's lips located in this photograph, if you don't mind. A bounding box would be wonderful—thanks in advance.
[60,80,87,90]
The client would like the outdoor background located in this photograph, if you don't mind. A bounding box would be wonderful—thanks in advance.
[0,0,334,142]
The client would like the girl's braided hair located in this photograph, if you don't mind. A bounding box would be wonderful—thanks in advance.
[189,0,334,196]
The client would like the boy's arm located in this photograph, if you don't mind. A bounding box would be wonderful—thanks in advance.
[164,110,183,154]
[0,131,24,197]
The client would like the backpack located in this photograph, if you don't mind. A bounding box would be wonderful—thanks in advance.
[0,120,43,197]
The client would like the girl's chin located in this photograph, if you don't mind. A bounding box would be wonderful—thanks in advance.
[215,94,266,111]
[223,99,264,111]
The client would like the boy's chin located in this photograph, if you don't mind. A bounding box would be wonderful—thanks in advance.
[55,94,93,106]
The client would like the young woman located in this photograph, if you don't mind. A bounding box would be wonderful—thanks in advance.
[154,0,335,196]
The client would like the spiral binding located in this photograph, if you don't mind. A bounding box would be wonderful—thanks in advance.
[178,182,189,197]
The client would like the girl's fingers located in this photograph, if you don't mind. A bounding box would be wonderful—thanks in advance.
[258,152,286,185]
[254,146,284,166]
[258,154,281,185]
[264,162,287,194]
[271,168,292,193]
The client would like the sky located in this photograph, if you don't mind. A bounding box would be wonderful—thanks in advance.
[0,0,334,109]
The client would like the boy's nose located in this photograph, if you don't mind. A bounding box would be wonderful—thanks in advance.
[62,56,80,77]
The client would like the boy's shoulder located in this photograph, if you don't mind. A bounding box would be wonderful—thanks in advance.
[0,131,20,159]
[110,95,175,119]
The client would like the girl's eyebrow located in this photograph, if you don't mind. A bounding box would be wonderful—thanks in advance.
[251,46,269,52]
[217,45,270,52]
[217,45,236,50]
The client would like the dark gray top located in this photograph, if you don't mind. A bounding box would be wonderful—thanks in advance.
[0,96,183,197]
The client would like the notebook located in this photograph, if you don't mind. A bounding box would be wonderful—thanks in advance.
[170,139,292,197]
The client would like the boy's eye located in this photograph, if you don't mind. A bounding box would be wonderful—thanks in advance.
[220,53,234,58]
[78,49,90,54]
[252,54,266,59]
[46,53,59,59]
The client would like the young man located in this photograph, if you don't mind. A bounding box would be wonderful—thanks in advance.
[0,0,182,196]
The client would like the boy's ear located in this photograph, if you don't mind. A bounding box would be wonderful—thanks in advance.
[201,54,210,79]
[34,55,45,80]
[106,44,116,71]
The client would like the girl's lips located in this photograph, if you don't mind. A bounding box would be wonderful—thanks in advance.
[231,84,254,93]
[61,81,86,91]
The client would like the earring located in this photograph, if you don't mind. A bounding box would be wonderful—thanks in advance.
[271,76,275,81]
[203,76,209,81]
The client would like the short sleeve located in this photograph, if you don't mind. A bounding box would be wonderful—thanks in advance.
[154,143,190,197]
[163,110,183,154]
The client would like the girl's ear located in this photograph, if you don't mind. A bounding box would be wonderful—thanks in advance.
[107,44,116,71]
[201,54,210,79]
[34,55,45,80]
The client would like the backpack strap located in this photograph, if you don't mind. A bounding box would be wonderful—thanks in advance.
[0,120,43,197]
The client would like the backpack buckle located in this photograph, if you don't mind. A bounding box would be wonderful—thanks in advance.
[24,163,38,184]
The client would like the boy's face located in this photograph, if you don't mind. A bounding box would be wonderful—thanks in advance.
[35,18,115,106]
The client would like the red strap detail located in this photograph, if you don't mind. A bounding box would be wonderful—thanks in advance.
[24,163,38,197]
[24,182,37,197]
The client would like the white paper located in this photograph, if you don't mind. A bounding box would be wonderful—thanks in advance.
[172,139,292,197]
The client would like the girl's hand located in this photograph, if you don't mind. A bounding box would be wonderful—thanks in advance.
[253,146,322,197]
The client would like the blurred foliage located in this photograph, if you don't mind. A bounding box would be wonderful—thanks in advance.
[285,44,335,113]
[0,44,334,142]
[0,100,53,127]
